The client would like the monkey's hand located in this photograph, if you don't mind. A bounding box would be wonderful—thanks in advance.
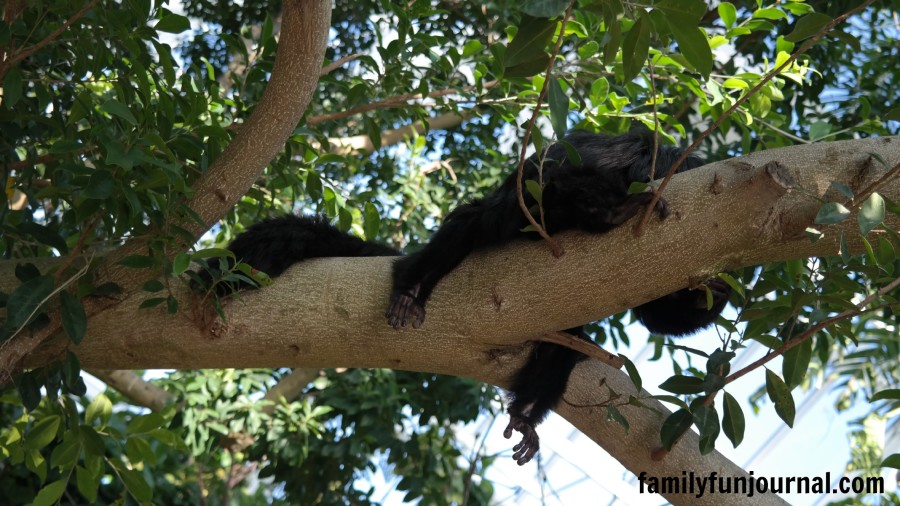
[386,287,426,329]
[503,415,540,465]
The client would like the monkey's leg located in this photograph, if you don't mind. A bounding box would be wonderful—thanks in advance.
[504,327,589,464]
[386,204,483,329]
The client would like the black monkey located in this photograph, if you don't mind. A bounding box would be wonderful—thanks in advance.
[203,131,730,466]
[384,130,730,464]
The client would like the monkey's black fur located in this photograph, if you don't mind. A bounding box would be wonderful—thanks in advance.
[225,215,399,277]
[205,131,731,466]
[384,130,729,464]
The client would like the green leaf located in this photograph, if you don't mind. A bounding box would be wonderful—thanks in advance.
[18,222,69,254]
[24,415,60,450]
[192,248,233,260]
[656,0,707,18]
[809,121,832,140]
[100,99,138,125]
[590,77,609,104]
[505,16,556,68]
[118,255,155,269]
[814,202,850,225]
[667,21,712,78]
[716,272,744,299]
[50,434,81,470]
[154,13,191,34]
[363,202,380,241]
[6,275,54,328]
[3,66,22,107]
[871,389,900,402]
[139,297,166,309]
[705,349,735,376]
[558,139,582,167]
[31,479,67,506]
[881,454,900,469]
[63,352,86,396]
[524,179,543,207]
[173,253,191,275]
[660,409,693,450]
[522,0,569,18]
[692,405,720,455]
[83,171,115,199]
[60,291,87,344]
[116,464,153,502]
[143,279,164,292]
[127,413,166,435]
[858,193,885,235]
[17,371,42,411]
[718,2,737,28]
[753,8,787,21]
[26,448,47,482]
[721,391,745,447]
[462,39,484,57]
[619,354,642,392]
[659,375,704,394]
[76,465,99,502]
[504,54,551,78]
[786,13,833,43]
[830,181,855,199]
[782,338,812,390]
[548,78,568,138]
[650,394,689,410]
[622,13,650,82]
[606,405,630,433]
[765,369,795,428]
[85,393,112,427]
[166,295,178,314]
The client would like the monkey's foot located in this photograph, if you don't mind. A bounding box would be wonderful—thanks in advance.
[386,290,426,329]
[653,195,671,220]
[503,415,540,465]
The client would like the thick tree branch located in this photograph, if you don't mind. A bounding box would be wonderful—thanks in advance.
[7,136,897,505]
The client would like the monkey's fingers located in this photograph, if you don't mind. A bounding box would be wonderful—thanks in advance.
[504,416,540,465]
[386,291,426,329]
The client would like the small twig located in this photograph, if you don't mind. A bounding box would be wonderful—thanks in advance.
[3,147,98,171]
[754,117,811,144]
[319,52,364,76]
[646,56,660,181]
[4,257,92,343]
[845,161,900,211]
[538,331,624,369]
[307,80,499,125]
[514,1,575,258]
[634,0,878,236]
[54,218,98,284]
[2,0,98,78]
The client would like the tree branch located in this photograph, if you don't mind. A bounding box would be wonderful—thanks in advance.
[88,369,172,412]
[323,112,467,155]
[6,136,897,505]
